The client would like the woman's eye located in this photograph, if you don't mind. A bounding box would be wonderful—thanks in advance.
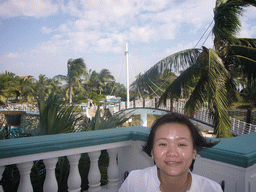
[178,143,186,147]
[159,143,167,146]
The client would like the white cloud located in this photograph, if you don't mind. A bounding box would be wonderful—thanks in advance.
[163,41,196,56]
[57,22,72,33]
[1,0,219,62]
[0,0,59,18]
[129,25,155,42]
[238,22,255,38]
[94,38,114,52]
[60,0,84,18]
[5,52,20,58]
[238,6,256,38]
[140,0,169,12]
[27,0,217,58]
[41,26,53,34]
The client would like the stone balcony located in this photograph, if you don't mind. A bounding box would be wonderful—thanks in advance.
[0,126,256,192]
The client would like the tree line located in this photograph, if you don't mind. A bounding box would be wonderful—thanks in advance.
[0,58,127,105]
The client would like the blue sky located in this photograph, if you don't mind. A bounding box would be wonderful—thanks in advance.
[0,0,256,85]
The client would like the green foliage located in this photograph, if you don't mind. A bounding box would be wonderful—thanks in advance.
[91,92,105,105]
[67,58,87,104]
[104,81,126,100]
[54,58,87,104]
[2,165,19,192]
[79,151,109,191]
[31,160,45,192]
[80,105,132,131]
[0,73,16,103]
[13,76,34,103]
[85,69,115,96]
[72,107,83,113]
[36,89,81,135]
[55,157,70,192]
[130,69,178,99]
[241,85,256,107]
[0,125,8,139]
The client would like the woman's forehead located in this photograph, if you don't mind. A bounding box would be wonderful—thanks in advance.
[154,123,192,139]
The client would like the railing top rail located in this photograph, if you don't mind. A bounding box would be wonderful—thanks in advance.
[117,107,170,115]
[0,126,150,160]
[199,132,256,168]
[0,126,256,168]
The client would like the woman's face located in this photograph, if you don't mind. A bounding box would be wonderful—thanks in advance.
[151,123,197,177]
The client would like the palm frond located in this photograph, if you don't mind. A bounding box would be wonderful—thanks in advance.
[229,38,256,48]
[214,0,256,50]
[163,48,232,137]
[36,90,80,135]
[228,45,256,61]
[159,61,202,105]
[184,77,208,116]
[228,45,256,80]
[82,106,133,131]
[203,49,232,137]
[138,49,202,83]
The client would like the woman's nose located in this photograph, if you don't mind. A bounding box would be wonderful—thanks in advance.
[166,145,178,157]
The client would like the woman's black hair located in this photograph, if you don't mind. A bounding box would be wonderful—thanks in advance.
[142,112,220,171]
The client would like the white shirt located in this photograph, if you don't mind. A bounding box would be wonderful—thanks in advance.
[119,165,223,192]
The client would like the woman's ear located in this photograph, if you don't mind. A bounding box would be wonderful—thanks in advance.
[151,150,154,158]
[193,148,197,159]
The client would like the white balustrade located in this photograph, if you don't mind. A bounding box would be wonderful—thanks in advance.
[17,161,33,192]
[107,148,119,191]
[43,158,58,192]
[67,154,81,192]
[140,113,147,127]
[88,151,101,192]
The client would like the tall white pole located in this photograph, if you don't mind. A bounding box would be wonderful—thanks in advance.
[125,43,130,108]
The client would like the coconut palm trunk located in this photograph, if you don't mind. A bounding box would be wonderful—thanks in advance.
[69,81,73,104]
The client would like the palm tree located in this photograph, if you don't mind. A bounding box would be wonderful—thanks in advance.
[134,0,256,138]
[14,76,34,102]
[98,69,115,94]
[0,73,16,104]
[55,58,87,104]
[85,69,115,95]
[33,75,51,96]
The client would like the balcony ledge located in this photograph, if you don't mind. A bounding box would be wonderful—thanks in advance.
[199,132,256,168]
[0,127,255,169]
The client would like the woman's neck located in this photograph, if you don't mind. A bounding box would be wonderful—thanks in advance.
[157,169,191,192]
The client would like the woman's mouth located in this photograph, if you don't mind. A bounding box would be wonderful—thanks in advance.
[165,161,182,166]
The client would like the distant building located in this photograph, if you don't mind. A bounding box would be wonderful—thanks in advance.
[19,75,33,80]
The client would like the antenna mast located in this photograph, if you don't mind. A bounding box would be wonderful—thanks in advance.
[125,43,130,108]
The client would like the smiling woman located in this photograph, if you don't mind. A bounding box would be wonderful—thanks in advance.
[119,113,223,192]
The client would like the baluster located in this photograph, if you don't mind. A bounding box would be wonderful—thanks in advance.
[238,120,241,135]
[0,166,4,192]
[140,114,147,127]
[248,124,252,134]
[17,161,33,192]
[88,151,101,192]
[43,158,58,192]
[242,121,246,134]
[67,154,81,192]
[107,148,119,191]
